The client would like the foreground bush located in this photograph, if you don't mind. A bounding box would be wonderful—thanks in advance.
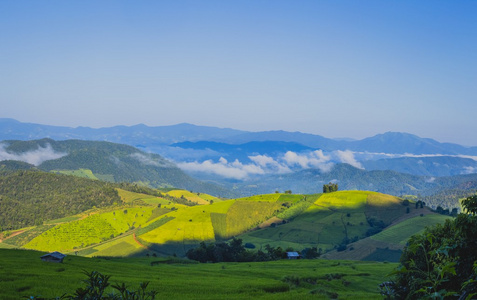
[28,270,157,300]
[386,195,477,299]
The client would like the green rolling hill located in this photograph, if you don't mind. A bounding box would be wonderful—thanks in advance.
[1,182,451,262]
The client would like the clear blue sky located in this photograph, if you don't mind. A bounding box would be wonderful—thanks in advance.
[1,1,476,145]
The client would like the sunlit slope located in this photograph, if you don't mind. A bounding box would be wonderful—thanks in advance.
[165,190,220,205]
[23,206,155,251]
[238,191,408,252]
[137,194,303,254]
[3,187,208,255]
[5,190,423,259]
[18,185,188,253]
[79,234,145,257]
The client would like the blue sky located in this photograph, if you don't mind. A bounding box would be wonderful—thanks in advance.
[1,1,476,145]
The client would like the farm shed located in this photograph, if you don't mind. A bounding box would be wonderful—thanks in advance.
[286,252,300,259]
[41,251,66,263]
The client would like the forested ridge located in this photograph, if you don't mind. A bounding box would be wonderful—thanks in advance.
[0,170,121,231]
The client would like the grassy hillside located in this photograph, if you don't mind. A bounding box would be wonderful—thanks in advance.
[1,187,450,261]
[8,187,187,253]
[23,206,155,252]
[370,214,452,245]
[0,248,395,299]
[237,191,412,253]
[136,194,303,256]
[320,207,450,262]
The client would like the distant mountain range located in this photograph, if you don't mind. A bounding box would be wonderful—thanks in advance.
[2,118,477,155]
[1,118,477,208]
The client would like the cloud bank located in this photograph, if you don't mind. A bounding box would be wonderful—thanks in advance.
[177,157,265,180]
[177,149,364,180]
[334,150,363,169]
[0,143,67,166]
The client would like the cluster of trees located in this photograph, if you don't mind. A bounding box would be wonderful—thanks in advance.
[435,205,460,216]
[323,182,338,193]
[387,195,477,299]
[186,238,320,263]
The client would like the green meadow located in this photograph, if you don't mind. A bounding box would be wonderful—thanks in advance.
[0,248,395,299]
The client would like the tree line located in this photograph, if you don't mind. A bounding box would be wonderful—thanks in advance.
[186,238,320,263]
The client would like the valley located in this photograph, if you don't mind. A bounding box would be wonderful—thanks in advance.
[0,120,476,298]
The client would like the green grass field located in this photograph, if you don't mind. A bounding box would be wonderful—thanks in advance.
[0,248,396,299]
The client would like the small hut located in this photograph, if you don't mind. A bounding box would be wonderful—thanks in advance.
[41,251,66,263]
[286,252,300,259]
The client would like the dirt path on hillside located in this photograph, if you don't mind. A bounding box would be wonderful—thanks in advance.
[0,229,26,243]
[133,233,149,250]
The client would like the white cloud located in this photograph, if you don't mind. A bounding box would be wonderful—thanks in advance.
[248,154,275,167]
[178,150,339,179]
[0,143,67,166]
[175,148,477,180]
[333,150,363,169]
[177,157,265,180]
[462,166,477,174]
[283,150,334,172]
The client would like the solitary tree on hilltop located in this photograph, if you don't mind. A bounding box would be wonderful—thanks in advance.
[323,182,338,193]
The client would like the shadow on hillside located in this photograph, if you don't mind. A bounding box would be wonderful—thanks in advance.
[117,241,201,258]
